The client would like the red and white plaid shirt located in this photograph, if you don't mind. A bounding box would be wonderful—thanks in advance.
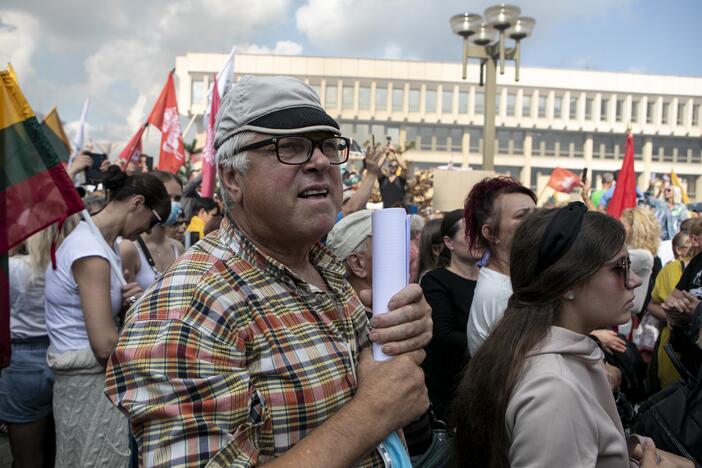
[105,217,382,467]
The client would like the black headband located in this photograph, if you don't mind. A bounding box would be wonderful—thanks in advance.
[536,202,587,272]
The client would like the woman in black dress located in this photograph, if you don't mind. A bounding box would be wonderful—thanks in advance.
[420,209,481,421]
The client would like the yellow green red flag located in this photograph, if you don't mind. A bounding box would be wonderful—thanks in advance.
[1,67,84,368]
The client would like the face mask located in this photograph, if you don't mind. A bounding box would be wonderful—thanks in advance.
[164,201,182,226]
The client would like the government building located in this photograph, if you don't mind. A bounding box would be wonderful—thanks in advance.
[175,52,702,200]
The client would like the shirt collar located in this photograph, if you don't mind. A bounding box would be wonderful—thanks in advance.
[219,216,348,295]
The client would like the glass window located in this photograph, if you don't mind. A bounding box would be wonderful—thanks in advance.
[375,85,387,112]
[512,131,524,154]
[342,86,354,110]
[585,98,593,120]
[191,79,205,106]
[326,84,337,108]
[459,91,469,114]
[531,132,545,156]
[497,130,510,153]
[523,93,532,117]
[676,104,684,126]
[468,128,481,152]
[538,95,546,118]
[442,89,453,114]
[409,89,420,112]
[450,128,463,151]
[474,90,484,114]
[693,104,700,127]
[359,86,370,110]
[662,102,669,124]
[405,126,419,148]
[554,95,562,119]
[646,101,655,124]
[392,87,404,112]
[419,127,433,150]
[506,92,515,116]
[569,96,578,120]
[353,123,370,146]
[615,99,624,122]
[436,127,449,151]
[371,124,386,141]
[631,100,638,123]
[600,98,608,121]
[311,84,321,99]
[425,89,437,113]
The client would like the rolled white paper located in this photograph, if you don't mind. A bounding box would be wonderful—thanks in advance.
[371,208,410,361]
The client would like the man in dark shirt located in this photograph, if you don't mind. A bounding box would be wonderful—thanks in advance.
[378,159,407,208]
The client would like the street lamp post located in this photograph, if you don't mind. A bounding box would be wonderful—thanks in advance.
[450,5,534,171]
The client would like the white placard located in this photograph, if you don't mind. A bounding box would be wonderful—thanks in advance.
[371,208,410,361]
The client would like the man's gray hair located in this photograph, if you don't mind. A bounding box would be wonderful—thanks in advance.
[216,131,259,213]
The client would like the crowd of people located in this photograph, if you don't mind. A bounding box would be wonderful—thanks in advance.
[3,74,702,468]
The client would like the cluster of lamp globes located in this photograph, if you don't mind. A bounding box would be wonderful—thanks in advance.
[450,4,535,81]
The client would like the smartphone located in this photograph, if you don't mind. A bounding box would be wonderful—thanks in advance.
[84,151,108,185]
[580,167,588,184]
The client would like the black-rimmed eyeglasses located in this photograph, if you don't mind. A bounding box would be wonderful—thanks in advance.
[236,135,351,165]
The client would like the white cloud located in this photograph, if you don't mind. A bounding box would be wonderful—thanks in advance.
[241,40,304,55]
[0,11,40,78]
[295,0,638,59]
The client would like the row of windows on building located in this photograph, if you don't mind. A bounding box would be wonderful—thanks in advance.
[339,122,702,164]
[190,75,702,128]
[301,81,701,128]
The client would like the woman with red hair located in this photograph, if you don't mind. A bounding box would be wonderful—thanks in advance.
[464,176,536,356]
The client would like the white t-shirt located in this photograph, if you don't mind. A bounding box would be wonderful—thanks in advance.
[466,267,512,356]
[44,222,123,354]
[9,255,48,339]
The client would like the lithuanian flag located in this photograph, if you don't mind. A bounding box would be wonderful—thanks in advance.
[1,67,84,368]
[42,106,72,163]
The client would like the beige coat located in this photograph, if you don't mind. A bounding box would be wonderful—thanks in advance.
[505,326,629,468]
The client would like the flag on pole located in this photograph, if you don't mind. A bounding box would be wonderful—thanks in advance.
[41,106,72,163]
[201,47,236,197]
[147,71,185,173]
[73,97,90,153]
[670,170,690,204]
[118,123,147,167]
[0,68,84,368]
[606,132,637,219]
[201,75,220,197]
[546,167,581,193]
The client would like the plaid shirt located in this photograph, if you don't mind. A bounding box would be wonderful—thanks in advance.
[105,218,383,467]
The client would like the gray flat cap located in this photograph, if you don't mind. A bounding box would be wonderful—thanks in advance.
[326,209,373,260]
[214,75,340,149]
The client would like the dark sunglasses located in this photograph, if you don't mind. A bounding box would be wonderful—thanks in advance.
[149,209,163,229]
[612,254,632,288]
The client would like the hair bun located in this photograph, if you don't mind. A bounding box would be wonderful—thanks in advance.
[102,165,128,191]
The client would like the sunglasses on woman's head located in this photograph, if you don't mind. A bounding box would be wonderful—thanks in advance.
[149,209,163,229]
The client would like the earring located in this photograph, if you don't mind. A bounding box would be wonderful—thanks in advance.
[566,291,575,301]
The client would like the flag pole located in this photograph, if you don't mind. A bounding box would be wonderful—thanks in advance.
[80,209,127,287]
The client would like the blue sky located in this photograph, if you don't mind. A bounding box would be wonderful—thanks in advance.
[1,0,700,151]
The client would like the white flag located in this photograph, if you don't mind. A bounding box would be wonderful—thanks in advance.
[73,97,90,152]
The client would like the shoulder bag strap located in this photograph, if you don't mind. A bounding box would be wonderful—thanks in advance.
[663,342,695,384]
[135,235,158,272]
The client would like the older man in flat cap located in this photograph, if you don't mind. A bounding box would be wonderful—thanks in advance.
[106,75,431,467]
[327,209,373,295]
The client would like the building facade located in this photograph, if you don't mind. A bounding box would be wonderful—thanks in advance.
[175,52,702,200]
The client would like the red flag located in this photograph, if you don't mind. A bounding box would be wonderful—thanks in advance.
[118,123,147,166]
[547,167,581,193]
[607,133,637,219]
[201,75,220,198]
[148,71,185,173]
